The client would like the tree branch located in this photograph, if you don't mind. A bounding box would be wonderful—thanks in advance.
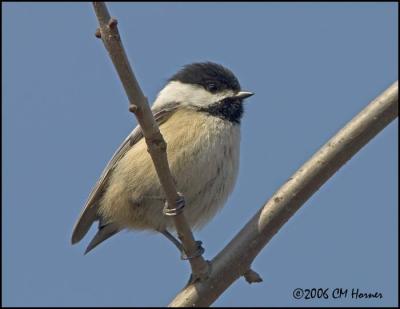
[92,2,209,280]
[169,82,398,306]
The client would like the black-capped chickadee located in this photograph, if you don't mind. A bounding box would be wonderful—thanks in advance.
[71,62,254,254]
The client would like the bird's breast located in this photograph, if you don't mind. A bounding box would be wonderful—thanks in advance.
[161,109,241,228]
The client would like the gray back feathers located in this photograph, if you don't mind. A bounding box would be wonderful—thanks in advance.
[71,103,179,252]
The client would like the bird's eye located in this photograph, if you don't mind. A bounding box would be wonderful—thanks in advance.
[206,83,218,92]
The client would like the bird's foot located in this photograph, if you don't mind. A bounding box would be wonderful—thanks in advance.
[160,230,204,260]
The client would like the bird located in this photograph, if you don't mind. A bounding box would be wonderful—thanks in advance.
[71,62,254,255]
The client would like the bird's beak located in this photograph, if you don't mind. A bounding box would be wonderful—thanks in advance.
[234,91,254,100]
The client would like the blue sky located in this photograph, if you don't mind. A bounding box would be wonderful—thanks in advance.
[3,2,398,307]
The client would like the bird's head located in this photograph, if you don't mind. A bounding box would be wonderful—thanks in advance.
[153,62,254,124]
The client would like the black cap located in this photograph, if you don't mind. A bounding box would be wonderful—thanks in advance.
[169,62,241,93]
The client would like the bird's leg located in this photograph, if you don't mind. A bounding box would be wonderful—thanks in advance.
[161,194,205,260]
[159,229,204,260]
[160,229,184,253]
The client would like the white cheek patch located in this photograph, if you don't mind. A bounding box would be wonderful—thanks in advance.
[152,81,235,109]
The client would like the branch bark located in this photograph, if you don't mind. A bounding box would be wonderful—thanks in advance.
[92,2,209,279]
[169,81,398,306]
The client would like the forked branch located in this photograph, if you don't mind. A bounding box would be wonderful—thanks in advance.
[91,2,398,307]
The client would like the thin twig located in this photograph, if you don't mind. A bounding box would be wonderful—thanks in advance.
[92,2,209,280]
[169,82,398,306]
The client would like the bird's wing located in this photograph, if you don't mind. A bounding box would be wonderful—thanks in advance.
[71,102,179,245]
